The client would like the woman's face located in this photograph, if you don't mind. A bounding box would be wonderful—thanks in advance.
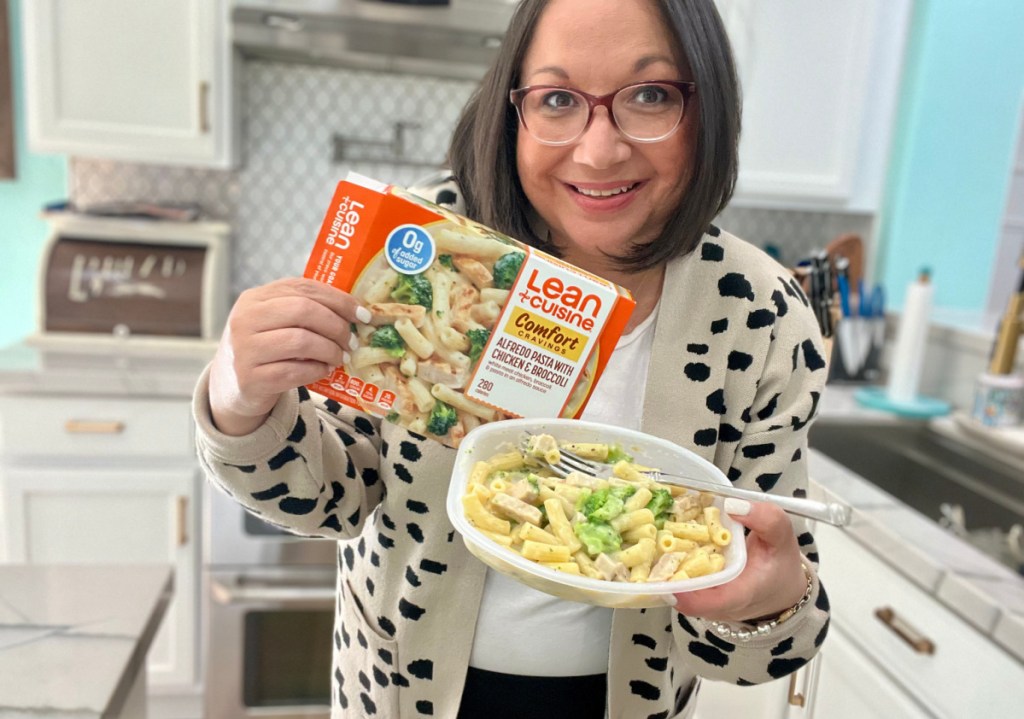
[515,0,697,269]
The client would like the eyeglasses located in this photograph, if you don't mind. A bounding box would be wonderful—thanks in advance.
[509,80,696,146]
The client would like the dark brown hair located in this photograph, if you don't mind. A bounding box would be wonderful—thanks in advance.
[447,0,741,271]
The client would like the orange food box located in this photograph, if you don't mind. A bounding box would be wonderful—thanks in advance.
[303,173,635,447]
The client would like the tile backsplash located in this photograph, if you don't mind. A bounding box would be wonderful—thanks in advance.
[70,59,873,299]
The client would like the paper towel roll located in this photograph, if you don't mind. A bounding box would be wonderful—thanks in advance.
[886,270,933,403]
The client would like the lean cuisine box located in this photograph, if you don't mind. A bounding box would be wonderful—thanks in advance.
[303,173,635,447]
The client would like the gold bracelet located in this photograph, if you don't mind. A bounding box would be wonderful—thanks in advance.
[709,563,814,642]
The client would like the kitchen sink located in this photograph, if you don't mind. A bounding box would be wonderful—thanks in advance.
[808,421,1024,572]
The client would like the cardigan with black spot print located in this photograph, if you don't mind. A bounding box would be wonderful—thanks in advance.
[193,176,831,718]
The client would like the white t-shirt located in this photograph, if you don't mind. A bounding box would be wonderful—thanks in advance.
[468,303,660,676]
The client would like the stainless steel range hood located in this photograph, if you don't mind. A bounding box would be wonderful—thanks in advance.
[232,0,518,80]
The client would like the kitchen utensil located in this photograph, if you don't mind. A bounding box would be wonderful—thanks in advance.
[521,433,852,527]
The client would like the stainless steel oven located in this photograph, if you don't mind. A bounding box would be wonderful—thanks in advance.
[203,483,337,718]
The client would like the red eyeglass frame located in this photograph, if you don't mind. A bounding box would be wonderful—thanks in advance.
[509,80,697,145]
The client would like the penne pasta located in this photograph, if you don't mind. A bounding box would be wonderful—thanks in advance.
[459,433,733,585]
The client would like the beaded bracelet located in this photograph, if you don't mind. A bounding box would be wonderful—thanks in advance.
[709,563,814,642]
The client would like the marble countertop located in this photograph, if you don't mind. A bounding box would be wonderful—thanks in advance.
[0,340,213,398]
[811,384,1024,664]
[0,564,173,718]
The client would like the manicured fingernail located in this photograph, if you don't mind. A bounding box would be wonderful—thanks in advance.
[355,306,372,323]
[349,335,360,351]
[724,498,751,516]
[342,352,351,365]
[659,594,679,608]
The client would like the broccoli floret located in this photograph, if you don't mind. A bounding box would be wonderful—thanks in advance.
[426,399,458,436]
[466,328,491,363]
[438,254,457,271]
[646,488,673,519]
[384,410,400,423]
[391,273,433,309]
[606,444,634,463]
[574,521,622,556]
[369,325,406,358]
[577,486,635,523]
[492,251,526,289]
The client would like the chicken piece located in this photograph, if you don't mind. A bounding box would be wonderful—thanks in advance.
[671,494,701,522]
[490,492,544,526]
[595,552,629,582]
[452,256,494,288]
[416,359,467,388]
[506,478,540,505]
[369,302,427,328]
[648,552,685,582]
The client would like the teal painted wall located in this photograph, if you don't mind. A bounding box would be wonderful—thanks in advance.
[879,0,1024,312]
[0,0,66,349]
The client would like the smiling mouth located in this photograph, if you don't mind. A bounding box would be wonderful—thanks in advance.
[570,182,641,198]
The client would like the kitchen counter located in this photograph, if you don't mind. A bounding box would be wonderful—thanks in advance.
[811,384,1024,664]
[0,564,173,718]
[0,340,214,398]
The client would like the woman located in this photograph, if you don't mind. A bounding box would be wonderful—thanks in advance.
[195,1,831,717]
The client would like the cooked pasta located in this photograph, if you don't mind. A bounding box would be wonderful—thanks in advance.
[348,220,601,447]
[460,434,732,583]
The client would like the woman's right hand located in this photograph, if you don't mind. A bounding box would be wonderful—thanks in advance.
[208,277,370,436]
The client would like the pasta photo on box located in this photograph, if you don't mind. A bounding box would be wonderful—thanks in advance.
[302,173,636,448]
[446,419,747,609]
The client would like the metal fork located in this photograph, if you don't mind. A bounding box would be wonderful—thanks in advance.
[521,435,852,527]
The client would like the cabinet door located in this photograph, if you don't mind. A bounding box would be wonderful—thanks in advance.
[815,523,1024,717]
[715,0,911,210]
[805,625,931,719]
[2,465,200,689]
[694,675,790,719]
[21,0,235,167]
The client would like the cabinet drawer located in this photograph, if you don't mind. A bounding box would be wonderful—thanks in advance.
[816,523,1024,717]
[0,395,193,459]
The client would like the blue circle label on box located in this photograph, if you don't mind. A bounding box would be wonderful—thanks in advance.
[385,225,435,275]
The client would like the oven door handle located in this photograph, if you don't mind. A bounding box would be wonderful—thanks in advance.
[211,580,336,606]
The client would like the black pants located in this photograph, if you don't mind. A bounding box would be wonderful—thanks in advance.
[457,667,607,719]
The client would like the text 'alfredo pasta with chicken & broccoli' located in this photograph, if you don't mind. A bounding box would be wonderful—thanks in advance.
[302,173,635,447]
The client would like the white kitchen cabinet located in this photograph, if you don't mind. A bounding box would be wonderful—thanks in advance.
[715,0,912,211]
[21,0,238,167]
[694,676,790,719]
[804,624,930,719]
[0,394,201,694]
[2,466,200,688]
[696,519,1024,718]
[813,522,1024,718]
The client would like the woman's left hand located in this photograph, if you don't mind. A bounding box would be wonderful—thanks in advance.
[665,499,808,623]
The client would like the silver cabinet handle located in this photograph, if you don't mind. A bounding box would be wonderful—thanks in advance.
[211,580,335,606]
